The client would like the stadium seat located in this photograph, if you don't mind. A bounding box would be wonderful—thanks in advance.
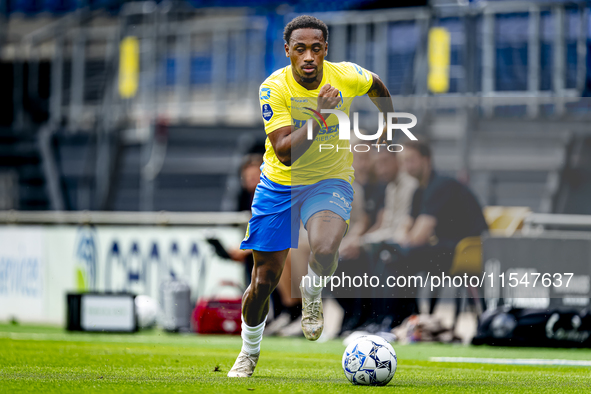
[449,236,483,277]
[440,207,532,323]
[438,236,485,327]
[441,207,527,321]
[448,206,531,277]
[483,206,532,236]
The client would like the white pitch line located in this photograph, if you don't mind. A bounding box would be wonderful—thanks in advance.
[430,357,591,367]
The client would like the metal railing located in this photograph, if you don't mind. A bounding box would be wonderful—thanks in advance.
[0,209,251,225]
[10,6,267,132]
[3,1,590,214]
[5,1,589,132]
[310,1,588,116]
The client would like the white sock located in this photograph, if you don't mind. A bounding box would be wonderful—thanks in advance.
[301,265,327,298]
[240,315,266,355]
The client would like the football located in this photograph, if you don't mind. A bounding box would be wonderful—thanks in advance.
[342,335,397,386]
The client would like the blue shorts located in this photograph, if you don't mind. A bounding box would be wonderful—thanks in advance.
[240,173,354,252]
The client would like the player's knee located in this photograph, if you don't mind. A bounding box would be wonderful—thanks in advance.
[252,268,281,297]
[312,243,338,268]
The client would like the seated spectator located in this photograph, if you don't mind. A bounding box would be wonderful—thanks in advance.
[373,140,488,329]
[350,136,385,230]
[338,143,371,260]
[333,144,374,334]
[397,140,488,250]
[340,148,417,258]
[336,147,417,335]
[341,150,416,333]
[237,154,264,212]
[362,149,418,244]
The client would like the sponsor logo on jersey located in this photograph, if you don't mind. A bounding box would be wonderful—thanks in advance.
[293,118,340,137]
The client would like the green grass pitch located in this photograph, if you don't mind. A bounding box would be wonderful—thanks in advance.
[1,323,591,393]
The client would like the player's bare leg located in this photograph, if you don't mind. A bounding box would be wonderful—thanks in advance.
[228,249,289,378]
[300,210,347,340]
[276,250,301,310]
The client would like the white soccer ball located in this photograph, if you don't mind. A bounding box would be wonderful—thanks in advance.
[135,295,159,329]
[342,335,397,386]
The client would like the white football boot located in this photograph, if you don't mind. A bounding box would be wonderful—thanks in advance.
[299,282,324,341]
[227,350,260,378]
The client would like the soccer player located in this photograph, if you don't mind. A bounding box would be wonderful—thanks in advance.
[228,15,394,377]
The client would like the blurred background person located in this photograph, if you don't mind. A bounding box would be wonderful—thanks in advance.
[345,136,386,232]
[377,140,488,328]
[237,154,264,212]
[397,140,487,260]
[362,148,418,244]
[333,139,372,335]
[349,148,418,332]
[339,136,373,261]
[335,138,418,335]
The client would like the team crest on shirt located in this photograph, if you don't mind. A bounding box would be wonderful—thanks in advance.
[260,88,271,100]
[262,104,273,121]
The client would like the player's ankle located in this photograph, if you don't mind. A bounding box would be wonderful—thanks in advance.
[301,265,328,298]
[240,316,266,355]
[302,283,323,298]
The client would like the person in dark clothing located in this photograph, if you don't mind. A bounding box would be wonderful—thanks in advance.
[237,154,265,212]
[399,140,488,253]
[370,140,488,330]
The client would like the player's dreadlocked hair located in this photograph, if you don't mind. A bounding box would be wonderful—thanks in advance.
[283,15,328,44]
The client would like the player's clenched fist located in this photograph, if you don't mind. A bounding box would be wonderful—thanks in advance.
[317,84,341,111]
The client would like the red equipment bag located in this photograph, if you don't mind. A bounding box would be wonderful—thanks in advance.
[192,281,243,335]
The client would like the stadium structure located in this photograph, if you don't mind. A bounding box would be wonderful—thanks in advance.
[2,1,591,392]
[1,0,590,215]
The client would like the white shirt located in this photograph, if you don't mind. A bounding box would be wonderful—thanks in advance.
[363,172,417,243]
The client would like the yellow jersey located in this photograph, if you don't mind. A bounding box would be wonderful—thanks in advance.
[259,60,373,186]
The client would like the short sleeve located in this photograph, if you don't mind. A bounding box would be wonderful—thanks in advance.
[348,62,374,96]
[259,82,292,135]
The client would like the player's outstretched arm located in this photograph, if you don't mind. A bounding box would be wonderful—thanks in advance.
[268,84,341,166]
[367,72,395,145]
